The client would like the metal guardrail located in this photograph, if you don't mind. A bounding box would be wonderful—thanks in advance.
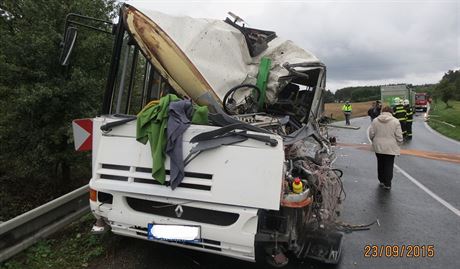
[0,184,90,263]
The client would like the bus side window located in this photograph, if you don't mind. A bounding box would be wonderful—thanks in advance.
[111,32,178,115]
[111,33,135,115]
[142,64,176,107]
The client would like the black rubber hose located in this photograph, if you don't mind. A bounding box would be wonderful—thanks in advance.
[223,84,261,115]
[332,168,343,178]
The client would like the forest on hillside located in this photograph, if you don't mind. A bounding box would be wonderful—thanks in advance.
[327,70,460,104]
[0,0,117,220]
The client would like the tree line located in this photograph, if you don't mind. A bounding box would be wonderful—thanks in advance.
[433,69,460,107]
[324,69,460,104]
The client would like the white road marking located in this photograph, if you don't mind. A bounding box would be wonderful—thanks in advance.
[366,125,460,217]
[394,164,460,217]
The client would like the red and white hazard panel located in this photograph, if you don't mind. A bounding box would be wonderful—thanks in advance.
[72,119,92,151]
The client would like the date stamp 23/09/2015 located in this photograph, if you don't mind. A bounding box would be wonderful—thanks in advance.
[364,245,435,258]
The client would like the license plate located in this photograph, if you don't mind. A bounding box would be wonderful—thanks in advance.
[147,224,201,242]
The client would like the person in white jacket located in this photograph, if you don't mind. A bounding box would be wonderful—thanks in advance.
[369,106,403,190]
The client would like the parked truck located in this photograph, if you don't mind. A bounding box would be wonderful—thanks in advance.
[64,3,344,267]
[381,84,415,106]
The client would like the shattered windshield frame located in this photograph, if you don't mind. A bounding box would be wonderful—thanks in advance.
[104,4,327,132]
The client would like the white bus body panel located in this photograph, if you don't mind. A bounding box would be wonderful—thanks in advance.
[90,192,259,261]
[89,116,284,261]
[91,117,283,210]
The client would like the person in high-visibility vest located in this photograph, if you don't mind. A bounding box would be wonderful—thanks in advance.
[342,101,352,125]
[403,99,414,140]
[392,97,407,140]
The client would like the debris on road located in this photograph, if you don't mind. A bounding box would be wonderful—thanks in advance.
[334,219,380,233]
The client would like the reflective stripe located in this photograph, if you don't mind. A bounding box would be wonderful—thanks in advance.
[342,105,352,112]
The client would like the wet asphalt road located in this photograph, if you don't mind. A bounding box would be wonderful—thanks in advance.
[328,114,460,269]
[91,114,460,269]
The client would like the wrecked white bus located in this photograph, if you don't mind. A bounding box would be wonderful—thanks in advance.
[64,3,344,267]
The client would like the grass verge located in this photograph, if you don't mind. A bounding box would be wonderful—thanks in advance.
[0,214,120,269]
[427,100,460,141]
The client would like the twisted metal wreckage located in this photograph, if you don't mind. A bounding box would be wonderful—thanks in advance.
[64,2,353,266]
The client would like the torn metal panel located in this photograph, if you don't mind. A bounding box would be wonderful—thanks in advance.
[127,4,324,105]
[124,5,221,104]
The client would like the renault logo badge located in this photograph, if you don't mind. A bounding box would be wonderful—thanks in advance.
[175,205,183,218]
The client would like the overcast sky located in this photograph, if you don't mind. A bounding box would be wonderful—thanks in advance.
[126,0,459,91]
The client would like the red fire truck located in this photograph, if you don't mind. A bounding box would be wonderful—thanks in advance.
[415,92,429,112]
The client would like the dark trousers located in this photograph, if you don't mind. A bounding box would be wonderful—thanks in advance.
[376,153,395,187]
[406,122,412,138]
[400,121,407,137]
[344,113,351,125]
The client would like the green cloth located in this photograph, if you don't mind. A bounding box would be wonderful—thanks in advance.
[136,94,208,184]
[191,105,209,124]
